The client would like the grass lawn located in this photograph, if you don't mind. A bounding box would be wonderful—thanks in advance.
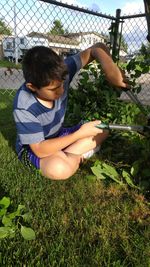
[0,91,150,267]
[0,60,21,69]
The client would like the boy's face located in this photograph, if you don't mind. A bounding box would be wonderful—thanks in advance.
[27,80,64,101]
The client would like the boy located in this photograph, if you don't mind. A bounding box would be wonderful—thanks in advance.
[13,43,128,180]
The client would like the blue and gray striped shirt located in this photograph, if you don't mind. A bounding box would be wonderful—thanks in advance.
[13,53,82,155]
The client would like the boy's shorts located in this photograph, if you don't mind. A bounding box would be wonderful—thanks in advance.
[19,123,82,170]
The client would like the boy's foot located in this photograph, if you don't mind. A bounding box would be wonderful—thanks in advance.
[82,145,101,159]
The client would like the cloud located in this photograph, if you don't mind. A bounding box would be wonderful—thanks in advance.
[90,3,100,12]
[62,0,78,4]
[58,0,86,8]
[122,1,144,15]
[1,0,147,53]
[124,27,147,52]
[120,1,147,52]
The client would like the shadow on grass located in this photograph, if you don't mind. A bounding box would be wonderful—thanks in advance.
[0,185,8,199]
[0,92,16,151]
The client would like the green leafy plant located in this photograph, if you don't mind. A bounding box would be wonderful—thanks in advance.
[0,196,35,240]
[121,55,150,93]
[65,59,150,194]
[90,159,139,188]
[66,61,147,127]
[0,91,150,266]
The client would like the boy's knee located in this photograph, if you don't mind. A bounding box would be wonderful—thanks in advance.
[50,162,71,180]
[40,157,78,180]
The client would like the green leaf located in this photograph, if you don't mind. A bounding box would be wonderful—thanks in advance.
[0,208,7,217]
[20,226,35,240]
[130,161,140,176]
[0,197,10,209]
[17,205,26,213]
[6,204,26,220]
[7,211,18,220]
[2,215,13,227]
[142,66,150,73]
[21,212,32,222]
[122,170,138,188]
[101,163,123,185]
[134,70,142,78]
[91,165,106,179]
[91,162,123,185]
[102,163,119,178]
[0,227,11,239]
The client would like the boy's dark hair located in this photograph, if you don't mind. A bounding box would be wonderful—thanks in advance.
[22,46,68,89]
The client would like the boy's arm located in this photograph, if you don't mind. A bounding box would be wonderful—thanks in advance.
[30,120,103,158]
[79,42,129,89]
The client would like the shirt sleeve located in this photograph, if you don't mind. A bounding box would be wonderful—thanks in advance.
[13,108,45,145]
[64,53,82,83]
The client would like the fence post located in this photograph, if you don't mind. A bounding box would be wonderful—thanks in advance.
[111,9,121,62]
[143,0,150,41]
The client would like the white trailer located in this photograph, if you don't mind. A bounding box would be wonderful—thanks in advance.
[2,36,29,63]
[2,35,50,63]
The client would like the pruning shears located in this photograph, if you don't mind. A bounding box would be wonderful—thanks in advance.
[96,88,150,137]
[96,122,150,137]
[125,90,150,120]
[123,88,150,126]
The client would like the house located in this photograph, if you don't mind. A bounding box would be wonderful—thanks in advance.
[2,36,29,62]
[27,32,79,56]
[64,32,107,50]
[27,31,107,56]
[1,31,108,61]
[0,34,6,60]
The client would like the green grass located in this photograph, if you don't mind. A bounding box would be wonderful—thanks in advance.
[0,59,21,69]
[0,91,150,267]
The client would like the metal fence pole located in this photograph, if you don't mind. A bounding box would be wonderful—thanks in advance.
[143,0,150,41]
[112,9,121,62]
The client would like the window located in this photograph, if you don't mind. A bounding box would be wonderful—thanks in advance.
[20,38,24,44]
[6,42,13,49]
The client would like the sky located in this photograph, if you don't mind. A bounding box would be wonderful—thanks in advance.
[53,0,147,52]
[1,0,147,52]
[60,0,145,15]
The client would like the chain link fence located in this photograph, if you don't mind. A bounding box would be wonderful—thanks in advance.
[118,13,150,105]
[0,0,149,104]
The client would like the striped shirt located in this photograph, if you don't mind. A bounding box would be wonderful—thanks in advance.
[13,53,82,156]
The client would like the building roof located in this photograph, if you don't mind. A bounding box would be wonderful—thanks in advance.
[27,32,79,45]
[64,31,107,39]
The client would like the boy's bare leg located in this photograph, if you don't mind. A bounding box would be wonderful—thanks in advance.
[64,131,108,155]
[40,132,108,180]
[40,150,81,180]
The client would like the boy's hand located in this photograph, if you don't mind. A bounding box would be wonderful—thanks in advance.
[77,120,104,139]
[118,68,131,90]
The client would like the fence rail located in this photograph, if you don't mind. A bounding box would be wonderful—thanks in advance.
[0,0,149,105]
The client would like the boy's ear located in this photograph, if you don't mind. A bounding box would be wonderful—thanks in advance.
[26,83,37,92]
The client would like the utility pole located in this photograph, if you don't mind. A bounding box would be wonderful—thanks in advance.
[13,0,18,64]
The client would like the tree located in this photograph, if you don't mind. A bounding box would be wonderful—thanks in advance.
[108,23,128,55]
[140,43,147,56]
[119,34,128,52]
[0,19,12,35]
[49,20,65,35]
[140,42,150,58]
